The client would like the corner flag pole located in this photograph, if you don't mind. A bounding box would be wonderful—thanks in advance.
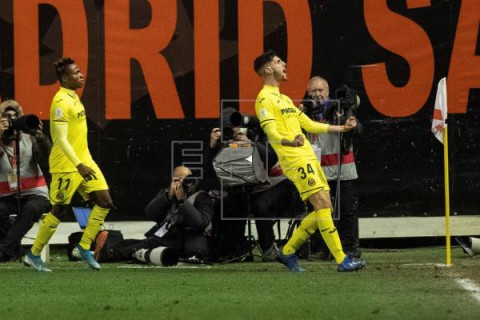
[432,77,450,266]
[443,125,451,266]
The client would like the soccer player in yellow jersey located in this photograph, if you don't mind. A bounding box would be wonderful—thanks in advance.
[25,57,114,271]
[253,50,366,272]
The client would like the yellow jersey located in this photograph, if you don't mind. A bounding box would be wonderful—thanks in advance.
[49,87,93,173]
[255,85,329,166]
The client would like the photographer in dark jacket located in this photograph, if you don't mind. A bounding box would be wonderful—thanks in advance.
[0,100,51,262]
[95,166,214,262]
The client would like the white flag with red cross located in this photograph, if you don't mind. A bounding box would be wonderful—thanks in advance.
[432,77,447,143]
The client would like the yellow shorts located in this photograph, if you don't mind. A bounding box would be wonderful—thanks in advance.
[281,158,329,201]
[49,161,109,205]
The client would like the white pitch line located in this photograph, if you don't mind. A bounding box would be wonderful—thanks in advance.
[115,264,212,269]
[400,263,449,267]
[456,278,480,304]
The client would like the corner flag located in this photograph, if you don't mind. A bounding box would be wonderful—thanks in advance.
[432,77,447,144]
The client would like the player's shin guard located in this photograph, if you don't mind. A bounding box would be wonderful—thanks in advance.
[283,212,318,255]
[317,208,345,264]
[79,205,109,250]
[31,213,60,256]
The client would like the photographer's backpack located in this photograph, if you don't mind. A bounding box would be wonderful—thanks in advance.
[212,143,270,188]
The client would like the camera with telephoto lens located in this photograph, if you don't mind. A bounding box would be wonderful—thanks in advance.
[323,85,360,124]
[229,112,260,129]
[3,114,41,136]
[334,85,360,116]
[302,97,329,121]
[182,177,199,195]
[222,125,235,141]
[304,85,360,123]
[333,85,362,155]
[229,111,262,139]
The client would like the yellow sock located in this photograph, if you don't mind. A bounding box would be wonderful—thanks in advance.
[31,213,60,256]
[283,212,318,255]
[317,208,346,264]
[79,205,110,250]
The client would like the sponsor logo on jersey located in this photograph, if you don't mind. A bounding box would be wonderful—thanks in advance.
[281,107,297,115]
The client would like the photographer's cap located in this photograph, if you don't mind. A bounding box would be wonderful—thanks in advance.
[0,99,24,117]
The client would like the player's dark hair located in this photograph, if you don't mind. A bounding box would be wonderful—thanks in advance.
[253,50,276,74]
[54,57,76,82]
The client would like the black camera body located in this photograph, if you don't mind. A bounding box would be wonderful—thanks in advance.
[222,111,262,141]
[304,85,360,124]
[222,126,235,141]
[182,177,200,196]
[302,98,326,121]
[334,85,360,117]
[230,112,260,129]
[4,114,40,136]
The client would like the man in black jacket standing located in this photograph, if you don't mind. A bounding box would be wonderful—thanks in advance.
[95,166,213,263]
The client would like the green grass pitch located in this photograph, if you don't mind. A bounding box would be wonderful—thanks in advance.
[0,247,479,320]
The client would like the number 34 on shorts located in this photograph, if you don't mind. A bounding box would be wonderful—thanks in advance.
[290,160,329,194]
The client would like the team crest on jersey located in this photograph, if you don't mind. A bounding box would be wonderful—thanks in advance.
[308,178,316,187]
[260,108,268,119]
[56,192,64,200]
[54,108,63,119]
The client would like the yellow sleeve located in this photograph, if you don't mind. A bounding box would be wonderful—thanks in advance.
[298,112,329,134]
[255,95,276,129]
[53,121,81,167]
[262,122,285,145]
[256,94,286,144]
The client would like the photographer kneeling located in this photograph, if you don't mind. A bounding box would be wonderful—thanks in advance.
[302,77,362,258]
[0,100,51,262]
[94,166,214,264]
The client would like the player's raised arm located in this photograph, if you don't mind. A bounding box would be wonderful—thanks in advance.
[327,116,357,133]
[297,111,330,134]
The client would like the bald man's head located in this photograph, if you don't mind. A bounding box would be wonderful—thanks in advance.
[172,166,192,179]
[307,76,329,100]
